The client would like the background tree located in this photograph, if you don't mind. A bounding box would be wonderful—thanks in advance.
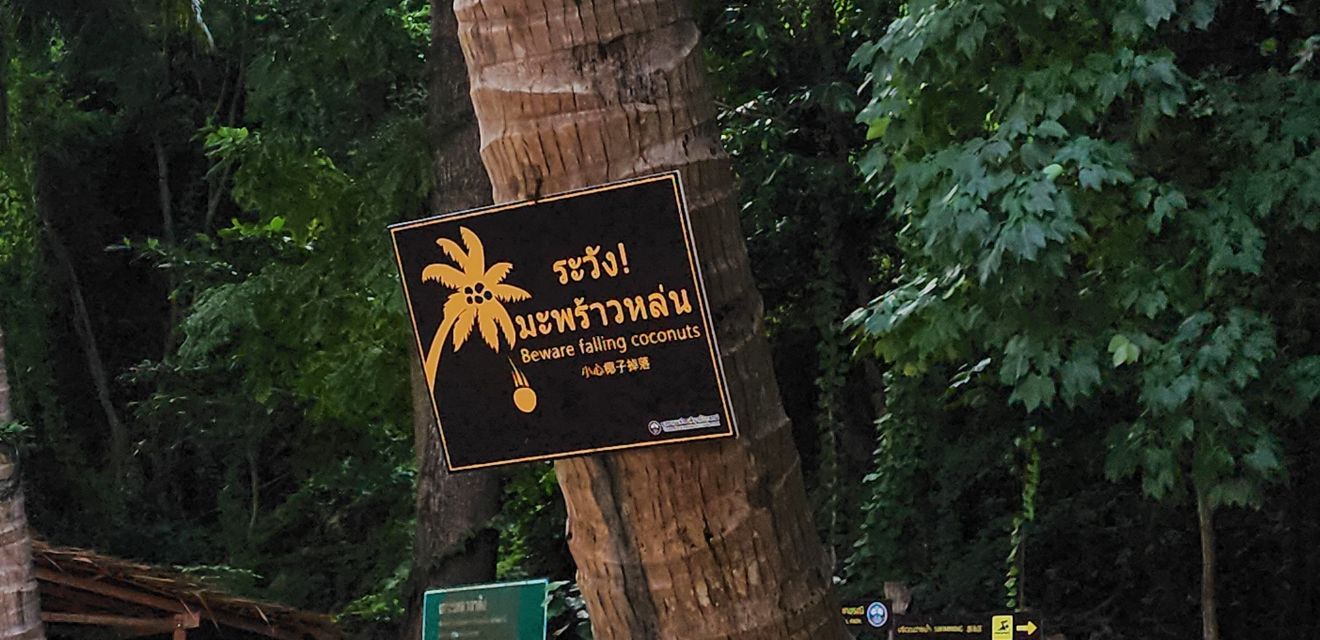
[698,0,899,562]
[453,0,847,637]
[1,2,430,635]
[0,327,43,640]
[848,2,1320,638]
[401,1,503,638]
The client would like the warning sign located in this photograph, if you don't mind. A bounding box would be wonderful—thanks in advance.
[390,173,736,471]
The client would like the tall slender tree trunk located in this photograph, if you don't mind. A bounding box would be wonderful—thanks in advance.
[39,219,126,485]
[0,327,44,640]
[453,1,846,637]
[0,18,9,146]
[1197,487,1220,640]
[401,3,502,638]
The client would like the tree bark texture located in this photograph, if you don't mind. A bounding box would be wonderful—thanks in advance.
[0,327,45,640]
[1197,488,1220,640]
[453,1,846,637]
[401,3,503,639]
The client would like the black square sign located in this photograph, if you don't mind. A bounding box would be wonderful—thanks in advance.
[390,173,736,471]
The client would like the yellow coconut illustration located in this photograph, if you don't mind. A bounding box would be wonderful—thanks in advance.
[510,362,537,413]
[420,227,535,411]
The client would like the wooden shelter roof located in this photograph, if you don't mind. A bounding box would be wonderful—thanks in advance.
[32,540,342,640]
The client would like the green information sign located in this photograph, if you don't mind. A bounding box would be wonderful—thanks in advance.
[421,579,548,640]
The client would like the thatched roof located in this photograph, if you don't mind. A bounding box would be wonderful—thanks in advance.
[33,540,342,640]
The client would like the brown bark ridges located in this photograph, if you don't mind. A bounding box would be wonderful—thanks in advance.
[0,328,44,640]
[453,1,846,637]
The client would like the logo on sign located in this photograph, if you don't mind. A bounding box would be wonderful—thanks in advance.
[867,601,889,628]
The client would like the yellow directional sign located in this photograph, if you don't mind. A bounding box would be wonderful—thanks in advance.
[1017,620,1038,635]
[991,615,1014,640]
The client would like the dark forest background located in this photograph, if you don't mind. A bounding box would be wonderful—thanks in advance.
[1,1,1318,638]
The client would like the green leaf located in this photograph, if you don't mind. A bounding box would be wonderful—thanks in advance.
[850,40,882,70]
[1122,343,1141,366]
[1059,355,1101,405]
[1079,166,1104,190]
[1141,447,1178,498]
[1174,418,1194,441]
[890,31,926,65]
[866,117,891,141]
[1148,189,1186,233]
[1001,335,1034,383]
[956,20,987,58]
[1143,0,1175,27]
[1284,356,1320,416]
[1244,444,1280,474]
[859,146,888,182]
[1186,0,1217,29]
[1136,289,1168,319]
[1012,374,1057,412]
[1113,10,1146,39]
[1037,120,1068,138]
[1209,479,1259,508]
[1109,334,1141,367]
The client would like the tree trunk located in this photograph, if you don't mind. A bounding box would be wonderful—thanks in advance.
[1197,487,1220,640]
[0,327,45,640]
[39,220,127,485]
[152,136,181,356]
[401,3,503,638]
[453,1,846,637]
[0,19,9,147]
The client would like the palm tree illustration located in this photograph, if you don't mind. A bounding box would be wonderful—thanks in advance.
[420,227,531,392]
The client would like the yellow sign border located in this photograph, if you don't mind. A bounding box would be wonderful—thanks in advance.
[389,172,738,471]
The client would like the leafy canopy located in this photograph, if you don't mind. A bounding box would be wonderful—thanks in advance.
[848,0,1320,508]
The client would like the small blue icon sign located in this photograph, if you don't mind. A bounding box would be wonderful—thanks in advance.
[866,601,889,628]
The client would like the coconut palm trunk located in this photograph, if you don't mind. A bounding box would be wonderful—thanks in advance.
[401,4,504,640]
[453,1,846,637]
[0,327,44,640]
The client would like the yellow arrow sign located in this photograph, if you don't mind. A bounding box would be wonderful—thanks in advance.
[1016,620,1038,635]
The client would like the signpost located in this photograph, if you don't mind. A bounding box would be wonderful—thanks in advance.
[390,172,736,471]
[421,579,548,640]
[837,601,1043,640]
[890,612,1042,639]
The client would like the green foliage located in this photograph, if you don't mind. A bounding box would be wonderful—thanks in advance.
[701,0,899,563]
[1,1,430,635]
[545,580,593,639]
[846,371,1019,609]
[495,465,571,582]
[0,421,31,450]
[849,0,1319,506]
[1004,426,1041,609]
[847,0,1320,635]
[338,560,411,626]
